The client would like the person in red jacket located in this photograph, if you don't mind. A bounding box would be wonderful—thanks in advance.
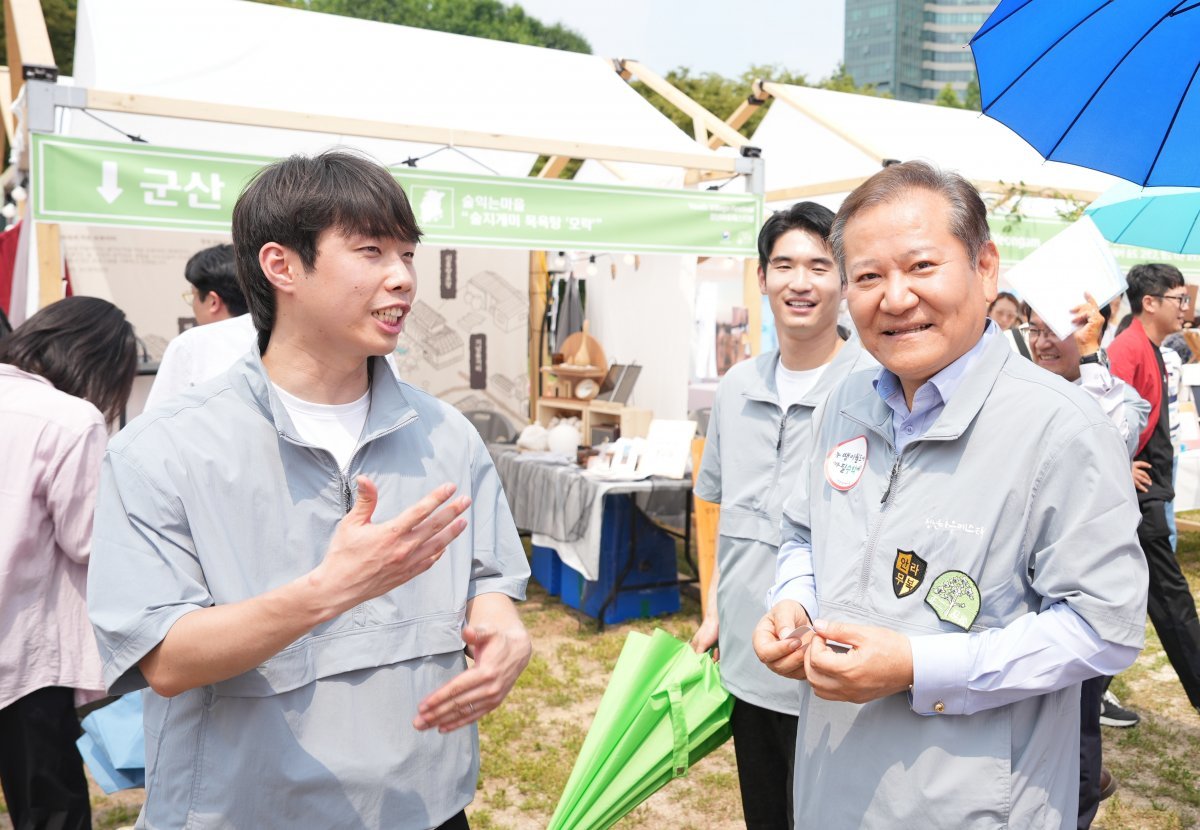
[1108,263,1200,716]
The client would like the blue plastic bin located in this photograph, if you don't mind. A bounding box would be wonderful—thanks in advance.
[558,494,680,624]
[530,544,563,596]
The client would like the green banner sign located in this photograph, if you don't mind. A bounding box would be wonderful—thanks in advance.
[990,215,1200,282]
[32,134,761,256]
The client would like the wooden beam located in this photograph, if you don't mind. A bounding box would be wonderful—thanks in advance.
[707,79,771,150]
[743,258,761,357]
[691,116,707,145]
[0,67,13,146]
[596,160,629,181]
[528,250,549,418]
[36,221,62,308]
[619,59,749,150]
[537,156,570,179]
[4,0,56,106]
[763,81,884,165]
[82,88,740,173]
[767,178,871,203]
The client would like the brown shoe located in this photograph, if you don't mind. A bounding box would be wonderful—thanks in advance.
[1099,767,1118,801]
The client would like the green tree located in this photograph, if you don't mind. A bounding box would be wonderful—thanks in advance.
[964,76,981,111]
[629,62,887,145]
[935,83,963,108]
[0,0,77,77]
[298,0,590,53]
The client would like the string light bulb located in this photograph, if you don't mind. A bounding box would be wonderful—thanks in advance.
[586,255,598,277]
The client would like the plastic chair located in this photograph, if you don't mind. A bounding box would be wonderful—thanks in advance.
[462,409,518,443]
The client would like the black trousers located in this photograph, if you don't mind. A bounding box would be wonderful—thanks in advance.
[730,696,797,830]
[434,811,469,830]
[1139,500,1200,709]
[1078,675,1104,830]
[0,686,91,830]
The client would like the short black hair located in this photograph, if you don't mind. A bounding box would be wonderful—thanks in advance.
[232,151,423,353]
[0,296,137,424]
[1127,263,1185,314]
[185,244,245,317]
[757,201,836,274]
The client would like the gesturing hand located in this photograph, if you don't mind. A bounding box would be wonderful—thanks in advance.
[752,600,814,680]
[312,477,471,618]
[1070,291,1105,356]
[413,602,532,733]
[804,619,914,704]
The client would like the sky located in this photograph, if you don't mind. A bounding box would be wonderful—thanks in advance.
[512,1,846,81]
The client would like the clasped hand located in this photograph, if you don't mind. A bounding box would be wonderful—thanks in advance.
[754,601,915,704]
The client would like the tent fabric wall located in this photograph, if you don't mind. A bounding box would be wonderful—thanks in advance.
[753,85,1122,201]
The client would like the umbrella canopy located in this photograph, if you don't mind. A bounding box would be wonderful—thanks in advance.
[971,0,1200,187]
[1087,182,1200,254]
[548,629,732,830]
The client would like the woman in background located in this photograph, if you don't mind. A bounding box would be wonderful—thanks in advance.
[0,296,136,830]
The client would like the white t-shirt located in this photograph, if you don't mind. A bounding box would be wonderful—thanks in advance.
[775,360,829,411]
[145,314,258,410]
[273,384,370,472]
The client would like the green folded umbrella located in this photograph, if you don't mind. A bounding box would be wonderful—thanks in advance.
[548,629,733,830]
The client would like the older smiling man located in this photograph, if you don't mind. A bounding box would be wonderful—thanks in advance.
[753,161,1148,829]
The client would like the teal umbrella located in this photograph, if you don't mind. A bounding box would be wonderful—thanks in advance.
[1086,182,1200,255]
[548,629,733,830]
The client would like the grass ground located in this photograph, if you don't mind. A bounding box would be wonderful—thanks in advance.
[4,534,1198,829]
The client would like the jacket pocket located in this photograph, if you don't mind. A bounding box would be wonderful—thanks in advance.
[718,509,780,548]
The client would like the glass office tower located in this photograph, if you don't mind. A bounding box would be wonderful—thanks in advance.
[844,0,998,103]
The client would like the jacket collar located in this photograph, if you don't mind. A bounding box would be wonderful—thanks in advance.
[842,324,1010,447]
[230,350,418,448]
[741,331,863,409]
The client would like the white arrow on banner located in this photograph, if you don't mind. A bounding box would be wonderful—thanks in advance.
[96,160,122,204]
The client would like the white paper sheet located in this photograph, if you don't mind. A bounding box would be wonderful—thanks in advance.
[1002,216,1126,341]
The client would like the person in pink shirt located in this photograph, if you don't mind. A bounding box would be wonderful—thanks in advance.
[0,296,136,830]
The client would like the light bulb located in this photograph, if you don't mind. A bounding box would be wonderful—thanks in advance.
[10,186,26,202]
[554,251,567,271]
[1,203,15,219]
[586,256,598,277]
[622,253,636,267]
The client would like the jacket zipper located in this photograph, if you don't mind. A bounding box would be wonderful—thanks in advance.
[767,404,795,497]
[857,449,903,604]
[278,411,419,514]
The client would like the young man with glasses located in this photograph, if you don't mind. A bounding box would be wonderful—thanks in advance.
[1109,263,1200,717]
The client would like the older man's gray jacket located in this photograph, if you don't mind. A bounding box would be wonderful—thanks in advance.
[784,334,1147,829]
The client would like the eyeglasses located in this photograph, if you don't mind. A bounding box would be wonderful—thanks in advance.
[1018,323,1053,341]
[182,289,197,307]
[1151,293,1191,310]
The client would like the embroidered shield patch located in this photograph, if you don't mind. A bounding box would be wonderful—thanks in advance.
[924,570,981,631]
[892,549,927,598]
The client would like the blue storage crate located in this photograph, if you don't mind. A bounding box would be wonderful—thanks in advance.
[559,494,680,624]
[530,544,563,596]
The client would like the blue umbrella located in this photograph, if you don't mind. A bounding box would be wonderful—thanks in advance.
[1086,182,1200,254]
[970,1,1200,187]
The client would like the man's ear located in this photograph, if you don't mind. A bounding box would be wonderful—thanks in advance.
[259,242,299,294]
[757,264,768,295]
[205,292,225,316]
[977,240,1000,304]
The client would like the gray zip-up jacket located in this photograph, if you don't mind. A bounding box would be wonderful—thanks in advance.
[783,333,1147,829]
[88,352,528,830]
[696,338,873,713]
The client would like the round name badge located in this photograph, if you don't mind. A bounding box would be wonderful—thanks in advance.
[825,435,868,492]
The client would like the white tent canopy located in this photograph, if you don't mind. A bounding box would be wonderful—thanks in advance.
[66,0,729,176]
[753,84,1123,209]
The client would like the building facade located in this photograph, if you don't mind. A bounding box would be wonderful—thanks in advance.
[844,0,998,103]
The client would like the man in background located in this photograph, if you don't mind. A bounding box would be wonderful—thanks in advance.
[1024,296,1148,827]
[691,202,871,829]
[146,243,255,408]
[1109,263,1200,716]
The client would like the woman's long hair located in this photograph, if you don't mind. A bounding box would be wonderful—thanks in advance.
[0,296,138,424]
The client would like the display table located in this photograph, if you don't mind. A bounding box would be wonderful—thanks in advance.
[1175,448,1200,513]
[488,444,694,625]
